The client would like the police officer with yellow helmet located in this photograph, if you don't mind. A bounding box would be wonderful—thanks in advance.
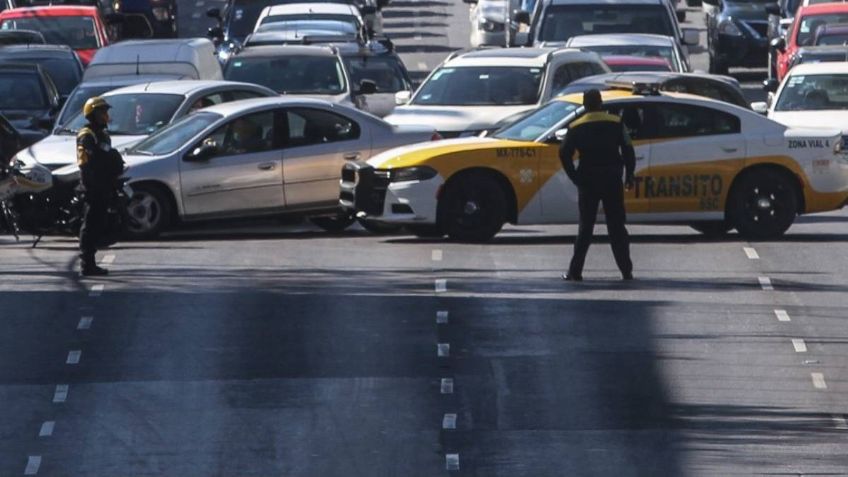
[77,96,125,276]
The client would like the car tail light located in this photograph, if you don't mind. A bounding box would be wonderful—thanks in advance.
[431,132,442,141]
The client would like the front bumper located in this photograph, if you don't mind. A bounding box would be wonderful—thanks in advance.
[339,161,441,224]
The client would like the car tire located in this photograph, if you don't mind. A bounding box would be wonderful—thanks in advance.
[708,55,728,75]
[438,173,507,242]
[357,218,402,234]
[406,224,444,238]
[728,169,798,240]
[124,183,172,239]
[310,213,355,233]
[677,10,686,22]
[690,221,732,237]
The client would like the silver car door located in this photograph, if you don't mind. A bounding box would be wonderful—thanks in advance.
[282,106,369,207]
[179,110,285,217]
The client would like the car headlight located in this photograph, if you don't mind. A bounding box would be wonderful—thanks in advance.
[478,19,505,32]
[390,166,438,182]
[718,20,743,36]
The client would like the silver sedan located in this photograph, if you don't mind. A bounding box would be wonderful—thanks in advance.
[120,97,438,238]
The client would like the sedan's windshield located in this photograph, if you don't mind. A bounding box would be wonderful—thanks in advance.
[798,14,848,46]
[412,66,543,106]
[494,100,581,141]
[775,73,848,111]
[4,57,82,96]
[255,19,358,35]
[540,5,674,43]
[128,112,221,156]
[816,33,848,45]
[56,84,112,129]
[63,93,184,136]
[225,55,347,95]
[0,72,46,109]
[259,14,360,30]
[343,55,411,93]
[578,44,678,70]
[0,16,97,49]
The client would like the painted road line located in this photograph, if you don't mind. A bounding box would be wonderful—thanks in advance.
[832,415,848,430]
[436,310,449,324]
[66,350,81,365]
[417,61,427,70]
[100,254,115,265]
[442,413,457,429]
[432,249,443,261]
[445,454,460,471]
[758,276,773,291]
[53,384,69,403]
[435,279,447,293]
[812,372,827,389]
[437,343,450,357]
[792,339,808,353]
[774,309,791,322]
[24,456,41,475]
[38,421,55,437]
[743,247,759,259]
[77,316,93,330]
[89,284,104,297]
[440,378,454,394]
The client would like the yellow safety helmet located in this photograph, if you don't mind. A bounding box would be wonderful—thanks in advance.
[83,96,111,119]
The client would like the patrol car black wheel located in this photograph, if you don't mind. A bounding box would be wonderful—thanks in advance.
[310,213,355,233]
[439,174,506,242]
[708,55,728,76]
[690,221,732,237]
[406,224,444,238]
[729,169,798,240]
[124,184,171,239]
[357,218,402,234]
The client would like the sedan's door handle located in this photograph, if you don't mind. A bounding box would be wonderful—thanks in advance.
[257,162,276,170]
[721,147,738,153]
[343,152,361,161]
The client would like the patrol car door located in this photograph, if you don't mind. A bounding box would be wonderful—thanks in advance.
[179,110,285,217]
[643,103,745,217]
[604,103,654,217]
[281,107,368,208]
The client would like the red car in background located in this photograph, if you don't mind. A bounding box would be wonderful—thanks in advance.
[772,3,848,81]
[0,6,111,65]
[601,55,674,73]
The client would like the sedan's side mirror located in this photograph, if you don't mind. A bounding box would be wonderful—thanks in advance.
[770,36,786,52]
[395,90,412,105]
[762,78,779,92]
[357,79,378,95]
[513,9,530,24]
[751,101,768,114]
[207,26,223,41]
[554,128,568,142]
[682,28,699,46]
[185,140,218,161]
[767,91,775,107]
[206,7,221,20]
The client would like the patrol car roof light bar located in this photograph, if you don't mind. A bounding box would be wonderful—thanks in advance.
[605,80,662,96]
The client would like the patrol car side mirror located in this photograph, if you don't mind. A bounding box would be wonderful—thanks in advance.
[395,90,412,105]
[751,102,768,114]
[513,10,530,24]
[770,37,786,52]
[554,128,568,142]
[682,28,699,46]
[185,140,218,162]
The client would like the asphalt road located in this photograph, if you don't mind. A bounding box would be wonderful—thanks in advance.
[2,1,846,476]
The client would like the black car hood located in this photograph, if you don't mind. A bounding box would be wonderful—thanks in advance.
[721,1,772,21]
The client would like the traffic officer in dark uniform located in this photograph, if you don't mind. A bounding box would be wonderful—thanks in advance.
[77,96,124,276]
[559,89,636,281]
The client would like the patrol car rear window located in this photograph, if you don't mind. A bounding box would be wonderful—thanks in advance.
[775,73,848,111]
[413,66,543,106]
[494,100,580,141]
[224,56,347,95]
[539,5,674,42]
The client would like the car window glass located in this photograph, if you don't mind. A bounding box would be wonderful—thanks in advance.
[0,16,98,49]
[285,107,359,147]
[605,104,654,140]
[0,72,47,109]
[225,56,347,95]
[229,90,267,101]
[413,66,543,106]
[798,14,848,45]
[654,104,740,137]
[775,73,848,111]
[204,111,275,156]
[343,55,410,93]
[567,62,604,82]
[551,65,573,92]
[539,4,674,42]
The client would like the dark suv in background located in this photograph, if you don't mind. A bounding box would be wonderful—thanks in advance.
[704,0,775,74]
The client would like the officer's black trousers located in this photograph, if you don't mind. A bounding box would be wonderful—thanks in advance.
[568,174,633,277]
[79,194,108,263]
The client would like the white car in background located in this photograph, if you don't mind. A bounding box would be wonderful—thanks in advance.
[565,33,691,72]
[253,3,371,35]
[385,47,609,137]
[16,80,276,170]
[755,62,848,148]
[469,0,514,47]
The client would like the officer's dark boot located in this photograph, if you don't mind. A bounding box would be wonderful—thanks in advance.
[79,252,108,277]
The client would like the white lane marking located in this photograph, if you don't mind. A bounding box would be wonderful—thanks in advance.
[24,456,41,475]
[66,350,81,365]
[440,378,454,394]
[792,339,807,353]
[89,284,104,297]
[833,415,848,430]
[435,279,447,293]
[417,61,427,70]
[445,453,460,471]
[38,421,55,437]
[53,384,69,403]
[442,413,457,429]
[100,254,115,265]
[436,310,449,324]
[437,343,450,357]
[743,247,759,259]
[812,372,827,389]
[774,309,791,322]
[431,249,443,261]
[758,276,773,291]
[414,33,423,40]
[77,316,93,330]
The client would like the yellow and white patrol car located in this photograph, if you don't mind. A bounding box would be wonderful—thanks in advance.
[340,85,848,241]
